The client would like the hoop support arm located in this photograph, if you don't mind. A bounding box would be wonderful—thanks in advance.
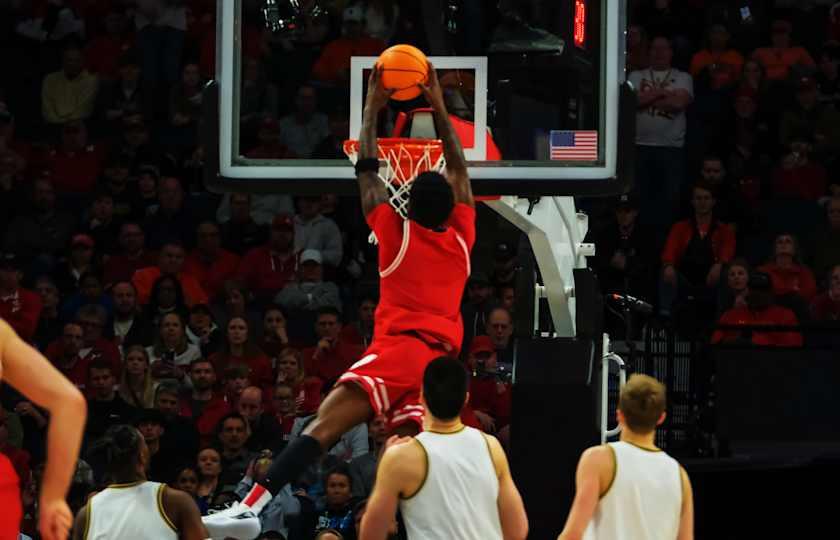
[484,196,594,337]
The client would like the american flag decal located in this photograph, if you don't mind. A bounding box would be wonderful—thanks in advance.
[549,130,598,161]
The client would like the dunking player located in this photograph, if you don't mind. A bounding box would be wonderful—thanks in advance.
[204,64,475,538]
[557,375,694,540]
[0,318,87,540]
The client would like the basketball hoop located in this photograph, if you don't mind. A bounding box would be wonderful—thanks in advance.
[344,138,446,220]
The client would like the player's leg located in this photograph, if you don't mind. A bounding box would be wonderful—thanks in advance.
[203,383,373,539]
[300,382,374,442]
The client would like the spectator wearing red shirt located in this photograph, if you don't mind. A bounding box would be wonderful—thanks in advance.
[752,19,815,82]
[184,221,241,302]
[771,139,828,202]
[133,241,209,308]
[712,272,802,347]
[303,307,364,387]
[758,234,817,305]
[67,304,122,377]
[84,8,135,80]
[660,182,736,316]
[48,323,88,390]
[311,6,386,84]
[276,347,322,417]
[690,23,745,91]
[0,254,42,342]
[810,265,840,322]
[179,359,231,445]
[465,336,512,437]
[104,222,158,286]
[222,364,251,413]
[237,215,297,303]
[46,121,104,194]
[208,317,274,393]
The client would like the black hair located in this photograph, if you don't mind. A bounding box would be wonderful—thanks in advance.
[325,463,353,488]
[408,171,455,230]
[316,306,343,320]
[218,412,248,430]
[422,357,468,421]
[263,303,288,318]
[78,270,103,287]
[146,274,187,320]
[87,358,114,378]
[87,424,143,481]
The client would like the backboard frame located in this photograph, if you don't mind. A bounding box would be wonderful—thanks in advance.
[205,0,634,197]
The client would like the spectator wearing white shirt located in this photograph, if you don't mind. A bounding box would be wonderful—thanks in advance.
[628,35,693,228]
[294,196,343,268]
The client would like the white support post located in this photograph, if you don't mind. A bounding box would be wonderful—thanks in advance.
[484,196,594,337]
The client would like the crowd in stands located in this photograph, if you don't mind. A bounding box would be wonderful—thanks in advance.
[591,0,840,347]
[0,1,838,539]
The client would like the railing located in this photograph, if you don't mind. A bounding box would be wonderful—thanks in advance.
[604,321,840,456]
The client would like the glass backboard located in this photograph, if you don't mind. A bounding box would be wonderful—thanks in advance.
[205,0,633,196]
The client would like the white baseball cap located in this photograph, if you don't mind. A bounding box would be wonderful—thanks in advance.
[300,249,323,264]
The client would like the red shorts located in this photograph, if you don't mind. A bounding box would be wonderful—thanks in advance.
[0,454,21,538]
[338,333,451,431]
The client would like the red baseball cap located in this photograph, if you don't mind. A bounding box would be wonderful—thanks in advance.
[469,336,495,355]
[71,234,95,249]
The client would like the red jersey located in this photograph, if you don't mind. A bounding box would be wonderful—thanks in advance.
[366,203,475,352]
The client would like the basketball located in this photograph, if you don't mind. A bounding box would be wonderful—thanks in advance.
[376,44,429,101]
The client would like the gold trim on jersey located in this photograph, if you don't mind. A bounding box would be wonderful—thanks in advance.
[401,439,429,500]
[601,444,617,499]
[480,432,501,479]
[83,502,91,540]
[157,485,178,533]
[426,424,466,435]
[106,480,145,489]
[624,441,663,452]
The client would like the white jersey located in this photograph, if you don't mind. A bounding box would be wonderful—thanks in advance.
[400,426,503,540]
[584,441,682,540]
[85,481,178,540]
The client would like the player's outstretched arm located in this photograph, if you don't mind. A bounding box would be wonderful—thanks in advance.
[2,321,87,540]
[162,485,210,540]
[360,437,420,540]
[557,445,613,540]
[419,63,474,207]
[677,465,694,540]
[484,434,528,540]
[358,65,392,215]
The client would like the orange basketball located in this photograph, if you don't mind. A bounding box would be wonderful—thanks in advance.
[376,44,429,101]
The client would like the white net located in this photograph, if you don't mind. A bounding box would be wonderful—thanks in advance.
[344,138,446,220]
